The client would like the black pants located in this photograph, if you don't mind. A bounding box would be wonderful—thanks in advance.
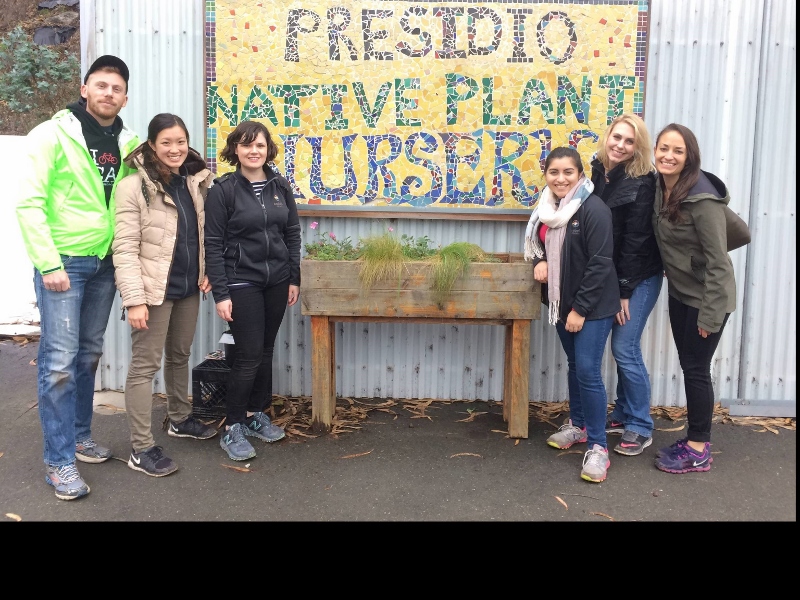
[226,281,290,424]
[668,295,729,443]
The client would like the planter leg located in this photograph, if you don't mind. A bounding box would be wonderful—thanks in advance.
[505,319,531,439]
[311,316,335,434]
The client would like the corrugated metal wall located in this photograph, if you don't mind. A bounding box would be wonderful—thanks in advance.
[86,0,796,413]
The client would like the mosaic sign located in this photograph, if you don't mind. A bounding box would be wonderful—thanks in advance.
[205,0,649,213]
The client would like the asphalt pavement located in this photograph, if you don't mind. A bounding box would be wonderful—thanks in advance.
[0,339,795,522]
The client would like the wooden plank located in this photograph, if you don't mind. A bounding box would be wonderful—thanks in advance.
[302,289,539,319]
[310,316,334,434]
[328,319,336,417]
[335,316,512,326]
[301,259,535,293]
[503,322,513,422]
[507,319,531,439]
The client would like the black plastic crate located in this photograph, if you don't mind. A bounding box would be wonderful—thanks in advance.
[191,358,230,419]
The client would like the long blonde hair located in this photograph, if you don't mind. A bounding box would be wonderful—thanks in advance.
[596,114,654,178]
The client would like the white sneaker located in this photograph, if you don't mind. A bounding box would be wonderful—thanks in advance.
[581,444,610,483]
[546,420,587,449]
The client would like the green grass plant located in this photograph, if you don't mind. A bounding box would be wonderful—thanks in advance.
[428,242,494,307]
[306,229,499,304]
[357,233,406,290]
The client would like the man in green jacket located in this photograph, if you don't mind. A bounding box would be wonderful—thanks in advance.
[16,55,140,501]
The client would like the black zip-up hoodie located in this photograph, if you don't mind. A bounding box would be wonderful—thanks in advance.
[531,194,621,323]
[204,165,301,303]
[590,158,662,299]
[163,172,200,300]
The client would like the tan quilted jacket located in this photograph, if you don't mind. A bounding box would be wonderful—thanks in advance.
[112,147,213,308]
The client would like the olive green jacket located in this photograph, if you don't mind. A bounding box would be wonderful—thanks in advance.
[653,170,736,333]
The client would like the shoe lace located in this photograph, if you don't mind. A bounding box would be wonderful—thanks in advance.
[559,422,581,434]
[78,438,97,450]
[583,447,607,469]
[56,463,81,484]
[146,446,166,460]
[227,424,246,443]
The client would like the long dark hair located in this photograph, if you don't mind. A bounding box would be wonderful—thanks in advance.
[655,123,701,223]
[219,120,278,167]
[140,113,190,185]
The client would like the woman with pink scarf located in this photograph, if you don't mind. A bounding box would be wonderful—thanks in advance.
[524,147,621,483]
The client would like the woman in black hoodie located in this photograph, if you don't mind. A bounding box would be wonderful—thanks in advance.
[204,121,301,461]
[525,147,620,483]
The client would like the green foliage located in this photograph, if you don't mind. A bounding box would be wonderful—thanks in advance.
[428,242,494,307]
[303,231,361,261]
[0,26,79,127]
[304,226,498,304]
[358,233,406,290]
[399,234,436,260]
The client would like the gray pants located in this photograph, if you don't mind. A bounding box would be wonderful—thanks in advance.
[124,294,200,452]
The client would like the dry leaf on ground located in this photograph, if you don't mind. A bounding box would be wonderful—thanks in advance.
[554,496,568,510]
[591,512,615,521]
[5,513,22,521]
[455,411,487,422]
[450,452,482,458]
[656,425,686,432]
[221,464,251,473]
[341,450,373,459]
[557,450,584,456]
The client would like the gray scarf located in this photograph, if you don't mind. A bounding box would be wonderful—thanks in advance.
[524,176,594,324]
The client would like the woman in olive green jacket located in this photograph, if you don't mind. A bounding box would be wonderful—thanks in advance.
[651,123,736,475]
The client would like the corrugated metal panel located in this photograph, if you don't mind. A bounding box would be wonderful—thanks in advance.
[86,0,212,391]
[741,0,796,405]
[86,0,796,411]
[641,0,765,407]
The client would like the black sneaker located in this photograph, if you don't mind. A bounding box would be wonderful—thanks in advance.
[168,416,218,440]
[128,446,178,477]
[613,430,653,456]
[605,416,625,435]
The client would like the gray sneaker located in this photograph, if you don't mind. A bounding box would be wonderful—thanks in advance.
[75,438,112,463]
[546,421,587,449]
[581,444,611,483]
[45,463,90,500]
[220,423,257,461]
[614,430,653,456]
[243,412,286,443]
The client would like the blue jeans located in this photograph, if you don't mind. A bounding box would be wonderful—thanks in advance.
[556,316,614,449]
[34,255,116,467]
[608,274,662,437]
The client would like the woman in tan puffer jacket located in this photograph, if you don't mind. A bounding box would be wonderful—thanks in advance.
[112,113,217,478]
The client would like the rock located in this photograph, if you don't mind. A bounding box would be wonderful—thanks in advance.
[38,0,80,9]
[43,11,80,28]
[33,26,76,45]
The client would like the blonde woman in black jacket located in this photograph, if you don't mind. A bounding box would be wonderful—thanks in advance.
[590,114,662,457]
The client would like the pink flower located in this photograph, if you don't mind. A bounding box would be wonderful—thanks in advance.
[388,227,394,232]
[310,221,318,230]
[329,233,337,241]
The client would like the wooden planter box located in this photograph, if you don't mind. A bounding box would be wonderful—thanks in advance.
[300,253,541,438]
